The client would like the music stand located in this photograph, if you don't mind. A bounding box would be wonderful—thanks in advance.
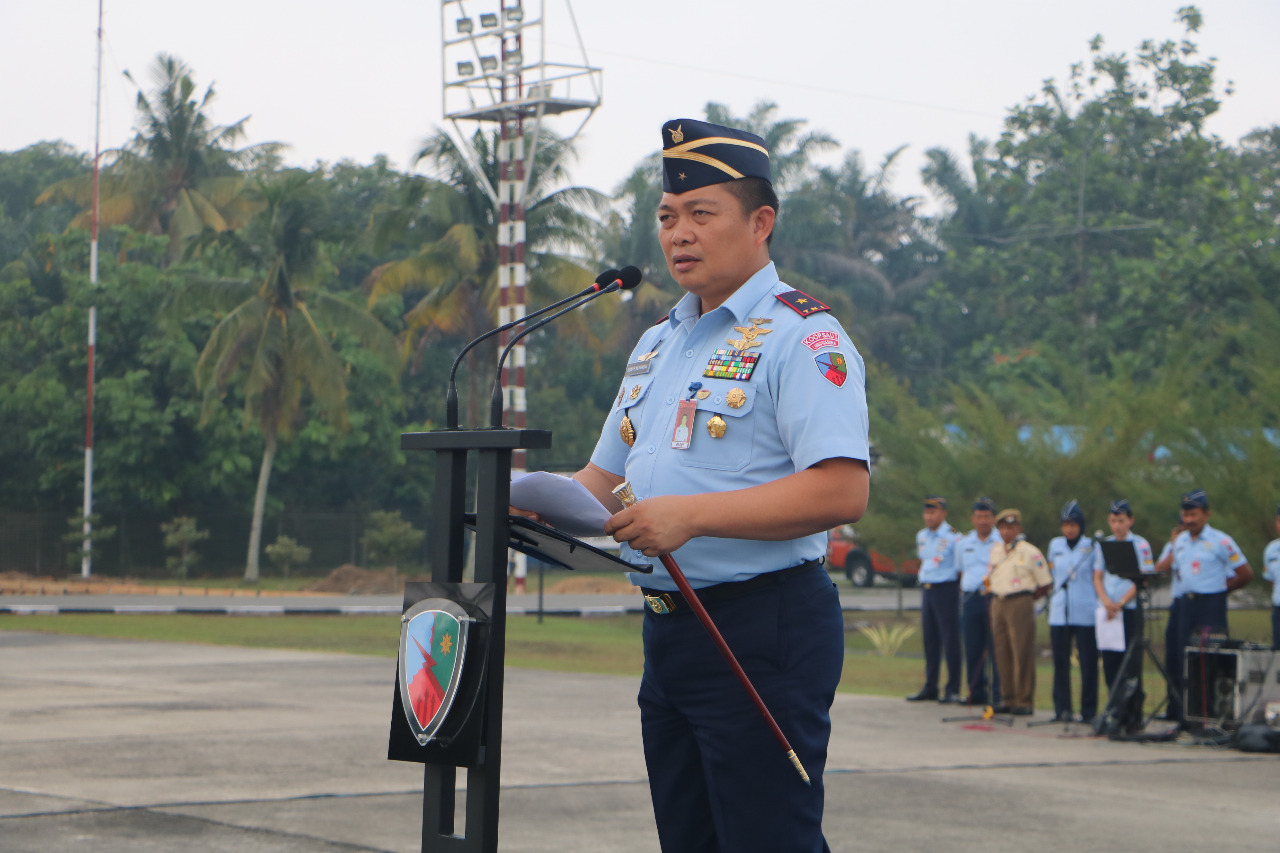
[1094,540,1178,740]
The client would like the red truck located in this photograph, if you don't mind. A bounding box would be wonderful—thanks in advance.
[825,525,920,587]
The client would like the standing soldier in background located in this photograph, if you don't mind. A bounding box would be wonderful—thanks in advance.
[1264,505,1280,650]
[987,509,1052,716]
[1093,499,1154,697]
[1046,500,1102,723]
[907,496,962,703]
[957,496,1002,707]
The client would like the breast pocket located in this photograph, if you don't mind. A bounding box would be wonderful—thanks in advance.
[676,382,758,472]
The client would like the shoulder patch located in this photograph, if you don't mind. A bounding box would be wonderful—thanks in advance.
[775,289,830,318]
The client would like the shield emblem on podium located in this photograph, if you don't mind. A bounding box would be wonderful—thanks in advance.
[398,599,474,745]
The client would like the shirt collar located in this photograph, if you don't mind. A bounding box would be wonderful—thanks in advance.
[668,261,779,325]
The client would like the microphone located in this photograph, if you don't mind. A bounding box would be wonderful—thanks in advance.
[488,266,642,427]
[445,268,624,428]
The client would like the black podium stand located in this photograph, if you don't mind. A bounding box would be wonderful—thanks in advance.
[394,426,550,853]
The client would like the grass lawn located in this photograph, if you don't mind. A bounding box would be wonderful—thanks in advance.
[2,608,1272,714]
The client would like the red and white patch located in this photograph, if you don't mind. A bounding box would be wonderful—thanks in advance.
[801,330,840,351]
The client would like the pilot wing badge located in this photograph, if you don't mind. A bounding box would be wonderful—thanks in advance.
[398,599,473,745]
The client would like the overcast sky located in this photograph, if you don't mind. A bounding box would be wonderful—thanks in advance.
[3,0,1277,207]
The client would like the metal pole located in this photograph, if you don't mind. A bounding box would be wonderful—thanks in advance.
[82,0,104,578]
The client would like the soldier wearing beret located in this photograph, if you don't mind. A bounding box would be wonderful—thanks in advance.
[1046,500,1102,723]
[535,118,870,852]
[986,509,1052,716]
[906,496,963,703]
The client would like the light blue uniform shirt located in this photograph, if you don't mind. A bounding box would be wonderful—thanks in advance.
[590,262,869,590]
[1171,524,1245,595]
[957,530,1001,593]
[916,521,960,583]
[1261,539,1280,606]
[1047,536,1103,626]
[1098,534,1155,611]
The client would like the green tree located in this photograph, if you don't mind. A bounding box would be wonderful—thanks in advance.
[179,169,398,582]
[162,516,209,579]
[264,534,310,579]
[38,54,279,263]
[362,510,424,568]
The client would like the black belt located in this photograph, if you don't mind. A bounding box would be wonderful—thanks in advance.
[921,580,958,590]
[1182,591,1225,600]
[996,590,1033,600]
[641,560,819,615]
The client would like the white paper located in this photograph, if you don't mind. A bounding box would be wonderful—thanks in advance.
[1094,605,1127,652]
[509,471,614,537]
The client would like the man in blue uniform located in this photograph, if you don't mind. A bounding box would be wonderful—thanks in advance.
[1264,505,1280,650]
[1046,500,1102,723]
[548,118,869,853]
[1093,499,1155,697]
[957,497,1002,707]
[1161,489,1252,639]
[907,496,962,703]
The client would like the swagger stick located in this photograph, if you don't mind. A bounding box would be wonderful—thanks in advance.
[612,481,810,784]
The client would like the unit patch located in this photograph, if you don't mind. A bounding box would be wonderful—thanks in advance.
[801,330,840,351]
[814,351,848,387]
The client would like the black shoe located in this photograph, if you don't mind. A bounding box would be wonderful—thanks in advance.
[906,688,939,702]
[1010,707,1034,716]
[938,691,962,704]
[963,695,985,706]
[992,704,1011,714]
[1052,710,1073,722]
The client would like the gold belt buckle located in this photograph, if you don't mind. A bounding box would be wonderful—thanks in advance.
[645,593,676,614]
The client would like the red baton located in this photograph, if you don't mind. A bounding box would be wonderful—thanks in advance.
[612,482,811,785]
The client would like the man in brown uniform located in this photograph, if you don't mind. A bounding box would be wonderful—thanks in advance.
[986,509,1052,716]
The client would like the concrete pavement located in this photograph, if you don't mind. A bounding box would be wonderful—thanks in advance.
[2,628,1276,852]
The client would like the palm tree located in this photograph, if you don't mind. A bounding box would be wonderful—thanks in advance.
[364,127,608,426]
[179,169,398,581]
[39,53,280,263]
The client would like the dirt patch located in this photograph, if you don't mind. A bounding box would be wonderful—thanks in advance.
[544,575,636,595]
[302,565,402,595]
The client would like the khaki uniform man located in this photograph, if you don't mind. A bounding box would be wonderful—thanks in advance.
[986,509,1052,715]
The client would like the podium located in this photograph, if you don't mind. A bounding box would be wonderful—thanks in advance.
[391,426,550,853]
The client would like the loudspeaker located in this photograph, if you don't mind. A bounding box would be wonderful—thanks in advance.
[1184,646,1280,726]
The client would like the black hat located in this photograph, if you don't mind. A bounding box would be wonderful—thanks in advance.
[661,119,772,194]
[1109,499,1132,516]
[973,496,997,513]
[1181,489,1209,510]
[923,495,947,510]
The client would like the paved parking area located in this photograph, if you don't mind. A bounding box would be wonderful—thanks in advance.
[1,629,1274,852]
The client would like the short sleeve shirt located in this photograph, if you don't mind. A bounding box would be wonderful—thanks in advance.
[1171,524,1246,595]
[1098,534,1155,611]
[957,530,1002,593]
[987,539,1051,597]
[1047,536,1103,626]
[1263,538,1280,606]
[917,521,960,583]
[589,262,869,589]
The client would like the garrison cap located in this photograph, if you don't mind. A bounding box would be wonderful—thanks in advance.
[973,496,997,513]
[1060,499,1085,527]
[997,508,1022,525]
[661,118,772,194]
[923,495,947,510]
[1181,489,1209,510]
[1109,498,1132,516]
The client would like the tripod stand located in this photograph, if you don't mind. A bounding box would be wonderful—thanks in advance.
[1094,577,1177,740]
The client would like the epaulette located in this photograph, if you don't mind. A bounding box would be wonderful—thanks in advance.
[775,289,830,318]
[652,314,670,326]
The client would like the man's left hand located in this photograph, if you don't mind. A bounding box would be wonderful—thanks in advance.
[605,495,698,557]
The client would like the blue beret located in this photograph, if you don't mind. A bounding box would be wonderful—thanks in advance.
[661,119,771,194]
[973,496,997,513]
[1181,489,1209,510]
[1060,499,1085,527]
[924,495,947,510]
[1109,499,1132,516]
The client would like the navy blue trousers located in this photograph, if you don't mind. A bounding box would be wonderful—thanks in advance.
[1050,624,1099,719]
[961,590,1000,705]
[920,580,961,695]
[1101,608,1142,694]
[638,564,843,853]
